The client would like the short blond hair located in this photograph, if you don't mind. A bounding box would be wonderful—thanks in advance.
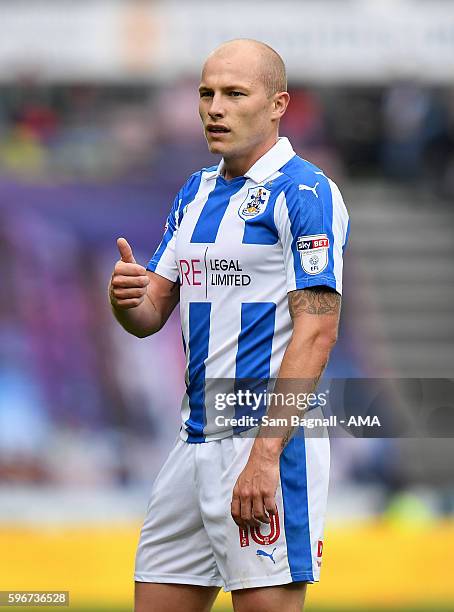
[214,39,287,98]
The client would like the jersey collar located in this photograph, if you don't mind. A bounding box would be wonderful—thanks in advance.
[210,137,295,183]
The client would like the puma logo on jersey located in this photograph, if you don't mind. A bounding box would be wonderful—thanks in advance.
[299,182,319,198]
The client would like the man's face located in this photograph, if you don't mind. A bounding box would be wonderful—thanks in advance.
[199,50,275,159]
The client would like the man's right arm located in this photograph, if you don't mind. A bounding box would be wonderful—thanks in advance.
[109,237,179,338]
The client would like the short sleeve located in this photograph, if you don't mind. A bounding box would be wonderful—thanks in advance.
[146,190,182,283]
[275,176,349,295]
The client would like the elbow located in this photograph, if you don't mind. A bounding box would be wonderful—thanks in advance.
[311,330,338,355]
[291,326,338,355]
[318,331,338,355]
[131,326,160,339]
[319,325,338,348]
[132,330,151,339]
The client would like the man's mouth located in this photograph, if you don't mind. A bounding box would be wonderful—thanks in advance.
[207,125,230,134]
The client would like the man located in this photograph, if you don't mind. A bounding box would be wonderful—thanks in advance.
[109,39,349,612]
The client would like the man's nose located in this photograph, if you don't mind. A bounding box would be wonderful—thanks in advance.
[208,93,225,119]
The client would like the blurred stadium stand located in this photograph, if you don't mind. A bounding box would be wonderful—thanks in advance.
[1,81,453,496]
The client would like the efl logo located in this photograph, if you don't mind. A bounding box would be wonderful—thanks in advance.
[238,512,280,548]
[296,234,329,275]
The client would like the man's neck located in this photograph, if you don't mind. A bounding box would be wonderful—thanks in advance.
[222,135,279,181]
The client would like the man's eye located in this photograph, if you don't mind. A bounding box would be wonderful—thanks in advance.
[230,91,244,97]
[200,91,213,98]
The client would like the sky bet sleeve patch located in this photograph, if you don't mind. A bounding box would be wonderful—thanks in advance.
[296,234,329,275]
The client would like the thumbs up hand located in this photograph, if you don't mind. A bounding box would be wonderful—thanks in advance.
[117,237,136,264]
[109,237,150,310]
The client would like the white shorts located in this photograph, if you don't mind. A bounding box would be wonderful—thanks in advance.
[135,427,329,592]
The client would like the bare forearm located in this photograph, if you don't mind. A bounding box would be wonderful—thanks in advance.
[231,287,341,528]
[253,336,332,459]
[251,287,341,459]
[230,335,334,527]
[110,293,163,338]
[277,332,331,380]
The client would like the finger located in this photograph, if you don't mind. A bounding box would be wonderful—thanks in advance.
[111,275,150,288]
[112,287,146,299]
[114,261,147,276]
[240,495,260,528]
[117,237,136,264]
[252,494,270,524]
[231,493,242,527]
[112,298,143,309]
[263,494,278,517]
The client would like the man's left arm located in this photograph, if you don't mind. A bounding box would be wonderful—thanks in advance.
[231,285,341,528]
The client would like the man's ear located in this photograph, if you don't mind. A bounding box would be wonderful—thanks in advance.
[272,91,290,120]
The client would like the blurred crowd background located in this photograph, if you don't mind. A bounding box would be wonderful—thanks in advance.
[0,1,453,610]
[1,79,454,488]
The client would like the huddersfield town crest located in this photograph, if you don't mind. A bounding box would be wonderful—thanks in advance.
[238,186,271,221]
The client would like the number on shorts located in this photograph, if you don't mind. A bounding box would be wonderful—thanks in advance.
[238,511,280,547]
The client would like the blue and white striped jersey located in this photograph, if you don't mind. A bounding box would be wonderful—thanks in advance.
[147,138,349,442]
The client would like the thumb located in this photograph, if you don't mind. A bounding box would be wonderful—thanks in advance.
[117,237,136,264]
